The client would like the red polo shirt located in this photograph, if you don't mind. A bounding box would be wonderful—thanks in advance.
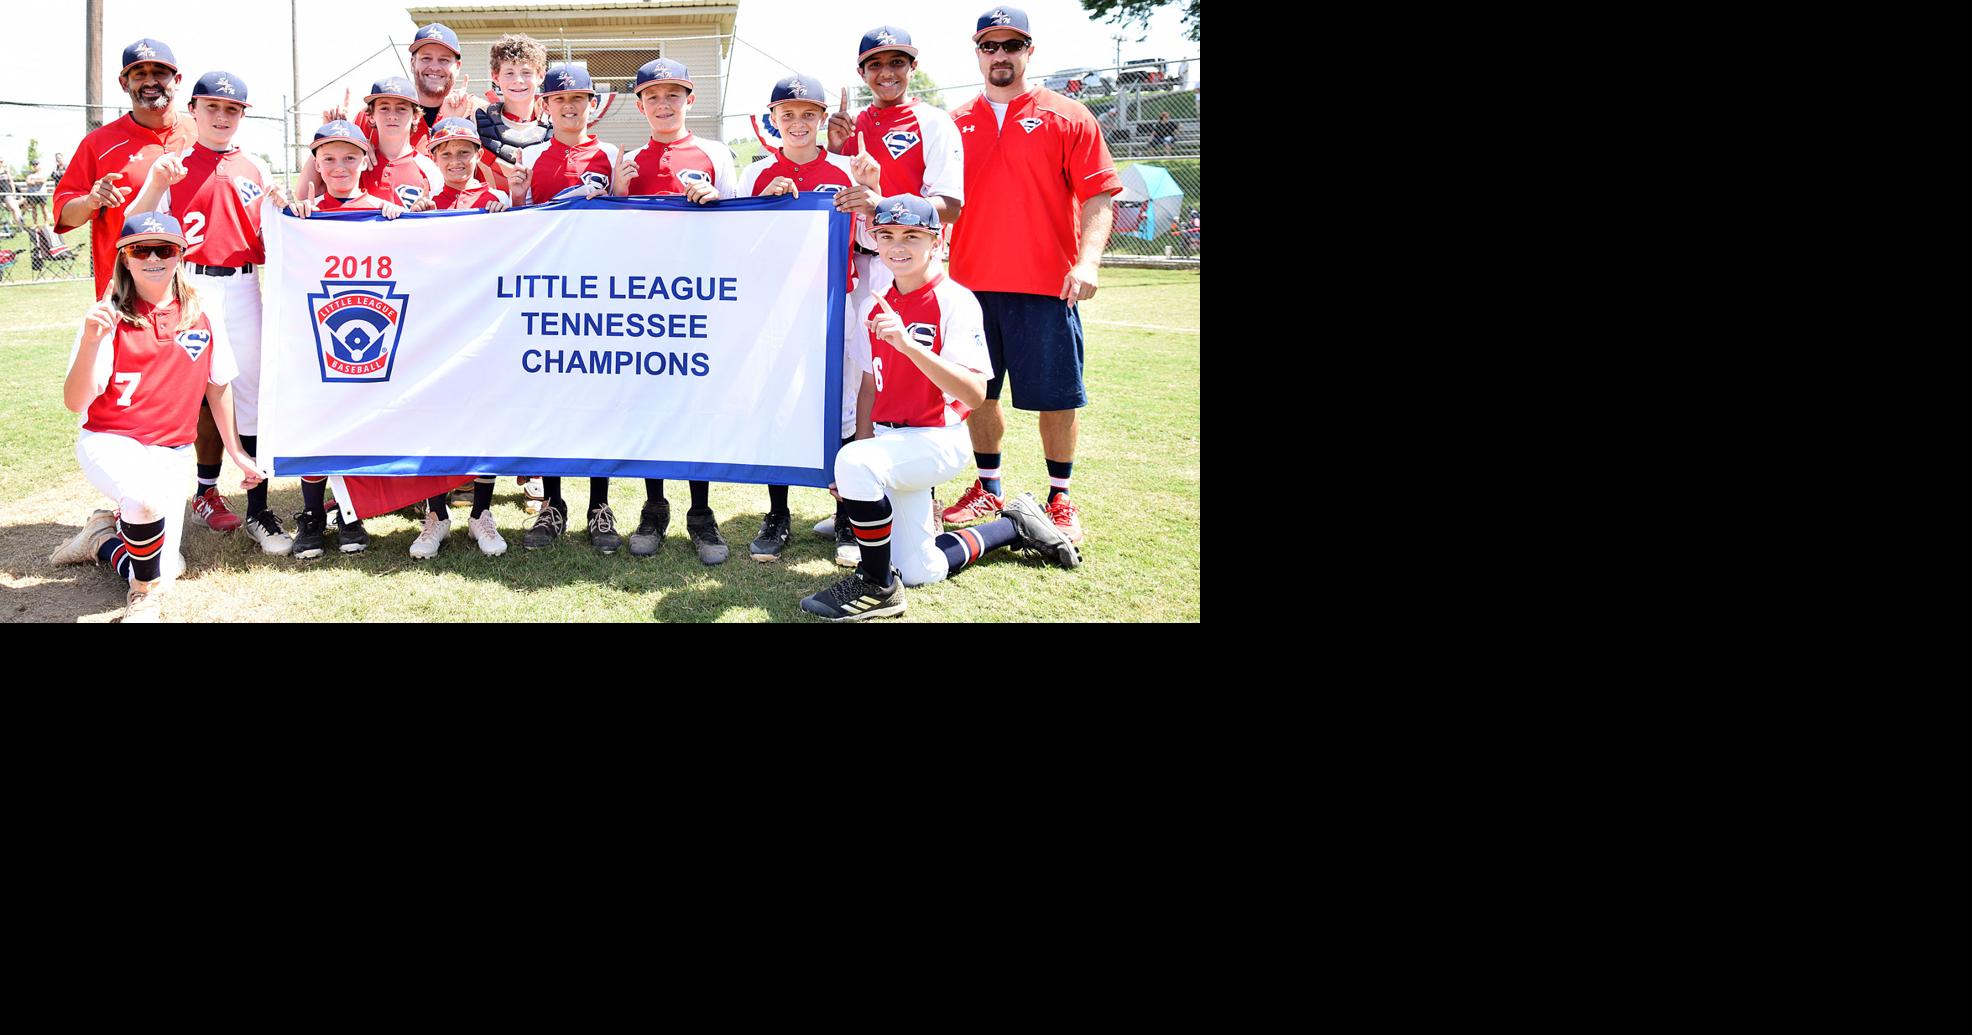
[948,88,1122,297]
[51,111,199,297]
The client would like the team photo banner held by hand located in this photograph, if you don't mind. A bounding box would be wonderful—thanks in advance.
[259,194,852,516]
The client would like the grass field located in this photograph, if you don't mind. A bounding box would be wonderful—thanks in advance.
[0,266,1199,622]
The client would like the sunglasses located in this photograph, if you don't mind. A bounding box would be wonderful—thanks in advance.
[976,39,1030,54]
[123,243,181,260]
[873,211,933,227]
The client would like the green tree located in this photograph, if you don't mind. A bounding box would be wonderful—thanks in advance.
[1079,0,1200,42]
[26,137,40,168]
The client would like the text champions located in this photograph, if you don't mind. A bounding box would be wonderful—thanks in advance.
[499,274,741,377]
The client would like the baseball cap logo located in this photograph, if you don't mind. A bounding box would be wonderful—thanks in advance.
[786,79,807,96]
[134,43,158,57]
[876,30,896,45]
[888,202,907,218]
[991,10,1012,24]
[421,26,441,37]
[214,76,237,95]
[328,123,350,135]
[140,215,164,232]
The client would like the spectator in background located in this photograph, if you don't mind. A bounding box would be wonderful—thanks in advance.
[23,160,51,224]
[51,153,67,185]
[1152,111,1177,152]
[0,158,23,231]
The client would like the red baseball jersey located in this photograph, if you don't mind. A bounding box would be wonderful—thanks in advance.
[850,99,964,203]
[432,183,510,210]
[360,148,444,208]
[314,190,382,213]
[80,297,238,447]
[158,146,274,267]
[50,111,199,297]
[949,88,1123,297]
[619,133,736,198]
[859,273,991,428]
[741,149,861,289]
[518,136,620,204]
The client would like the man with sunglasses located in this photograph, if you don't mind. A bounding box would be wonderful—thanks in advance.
[943,7,1121,548]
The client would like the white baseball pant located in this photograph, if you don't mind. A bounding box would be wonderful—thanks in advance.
[190,268,264,435]
[76,429,192,583]
[833,422,969,587]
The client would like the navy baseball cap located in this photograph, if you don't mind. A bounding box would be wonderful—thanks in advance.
[189,71,251,109]
[120,39,178,74]
[364,77,419,106]
[409,22,461,58]
[974,7,1034,41]
[541,64,597,98]
[871,194,940,234]
[633,58,694,96]
[309,119,373,154]
[769,74,826,109]
[116,211,188,249]
[857,26,918,65]
[423,117,480,152]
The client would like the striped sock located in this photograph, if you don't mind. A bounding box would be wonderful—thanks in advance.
[95,536,134,579]
[975,453,1003,497]
[196,463,220,496]
[843,496,894,586]
[118,516,166,582]
[936,517,1020,577]
[1046,459,1073,503]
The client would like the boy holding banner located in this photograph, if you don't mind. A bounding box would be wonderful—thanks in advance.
[608,58,740,566]
[408,118,512,560]
[736,73,869,565]
[511,64,626,555]
[801,196,1079,622]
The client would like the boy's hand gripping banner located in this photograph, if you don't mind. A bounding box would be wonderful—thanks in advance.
[260,195,851,517]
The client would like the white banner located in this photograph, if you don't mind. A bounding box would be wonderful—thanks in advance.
[260,194,851,488]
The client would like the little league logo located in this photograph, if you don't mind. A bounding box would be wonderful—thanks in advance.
[882,130,920,159]
[307,280,409,382]
[175,329,211,361]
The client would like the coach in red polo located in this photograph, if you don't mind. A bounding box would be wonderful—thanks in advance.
[945,7,1120,546]
[52,38,197,297]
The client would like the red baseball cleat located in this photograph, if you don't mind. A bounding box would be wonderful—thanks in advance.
[1046,494,1084,544]
[940,480,1004,526]
[192,487,244,532]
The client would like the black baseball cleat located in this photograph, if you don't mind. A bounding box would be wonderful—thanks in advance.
[686,506,728,565]
[629,498,669,556]
[523,502,567,550]
[1001,492,1082,569]
[333,511,370,553]
[291,510,328,560]
[588,503,621,555]
[749,511,792,562]
[800,566,906,621]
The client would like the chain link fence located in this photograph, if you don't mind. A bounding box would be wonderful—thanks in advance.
[914,57,1200,267]
[1,100,293,287]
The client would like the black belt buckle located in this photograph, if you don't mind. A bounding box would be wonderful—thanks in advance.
[194,263,255,277]
[854,245,879,256]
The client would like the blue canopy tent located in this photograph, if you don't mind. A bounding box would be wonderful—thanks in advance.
[1114,163,1185,241]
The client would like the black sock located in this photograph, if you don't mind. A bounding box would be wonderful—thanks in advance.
[1046,459,1073,503]
[301,477,326,513]
[937,518,1020,577]
[690,480,710,510]
[196,463,221,497]
[842,496,894,586]
[767,484,789,517]
[472,477,494,518]
[240,435,268,516]
[645,479,666,502]
[589,477,610,511]
[542,477,563,510]
[427,493,449,513]
[118,515,166,581]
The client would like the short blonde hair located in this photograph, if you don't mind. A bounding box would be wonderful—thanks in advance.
[490,34,548,79]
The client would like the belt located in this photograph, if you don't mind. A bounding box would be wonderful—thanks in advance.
[875,420,912,429]
[190,263,255,277]
[854,245,879,256]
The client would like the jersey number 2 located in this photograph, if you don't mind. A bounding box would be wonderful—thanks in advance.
[113,372,141,407]
[182,212,207,249]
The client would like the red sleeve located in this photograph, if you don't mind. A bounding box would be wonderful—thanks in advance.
[1066,106,1123,202]
[51,141,98,234]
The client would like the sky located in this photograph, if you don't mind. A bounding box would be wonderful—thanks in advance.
[4,0,1197,171]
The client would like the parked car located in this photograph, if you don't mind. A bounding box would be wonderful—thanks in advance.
[1117,58,1171,88]
[1043,68,1111,97]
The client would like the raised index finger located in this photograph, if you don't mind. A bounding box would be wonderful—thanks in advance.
[839,88,848,114]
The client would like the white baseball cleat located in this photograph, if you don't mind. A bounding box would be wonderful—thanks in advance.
[410,511,451,559]
[468,511,507,556]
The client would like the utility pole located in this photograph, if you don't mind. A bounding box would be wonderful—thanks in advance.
[85,0,104,131]
[292,0,303,179]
